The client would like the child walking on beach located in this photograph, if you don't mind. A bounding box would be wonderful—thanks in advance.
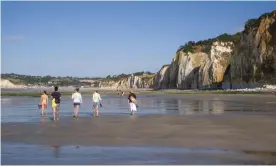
[72,88,82,117]
[128,91,137,115]
[92,91,102,117]
[51,86,61,121]
[39,91,48,116]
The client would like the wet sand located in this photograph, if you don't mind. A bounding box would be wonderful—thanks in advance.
[2,114,276,151]
[2,142,276,165]
[2,94,276,164]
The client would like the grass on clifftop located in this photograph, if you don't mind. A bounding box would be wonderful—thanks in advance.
[244,10,276,32]
[177,33,241,54]
[177,10,276,55]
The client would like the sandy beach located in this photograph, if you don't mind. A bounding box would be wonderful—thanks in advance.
[2,93,276,164]
[2,114,276,150]
[3,114,276,164]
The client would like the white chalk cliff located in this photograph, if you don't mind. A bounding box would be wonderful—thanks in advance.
[154,10,276,90]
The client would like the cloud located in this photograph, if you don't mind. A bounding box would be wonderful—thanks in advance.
[3,35,25,41]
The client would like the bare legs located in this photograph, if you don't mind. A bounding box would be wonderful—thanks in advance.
[52,104,60,121]
[74,105,79,117]
[52,107,56,121]
[130,108,135,115]
[129,103,137,116]
[41,104,47,117]
[93,105,99,117]
[41,105,44,116]
[56,104,60,120]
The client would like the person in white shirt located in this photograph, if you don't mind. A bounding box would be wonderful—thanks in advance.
[72,88,82,117]
[92,91,102,117]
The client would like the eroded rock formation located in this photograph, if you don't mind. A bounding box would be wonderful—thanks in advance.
[154,41,235,89]
[154,10,276,90]
[96,74,155,90]
[1,79,25,88]
[230,11,276,88]
[154,65,170,89]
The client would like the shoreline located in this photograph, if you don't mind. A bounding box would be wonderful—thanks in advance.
[1,88,276,97]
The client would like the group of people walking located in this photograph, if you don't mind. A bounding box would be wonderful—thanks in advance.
[39,86,138,121]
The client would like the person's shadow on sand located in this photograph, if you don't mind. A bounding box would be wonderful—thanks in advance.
[52,145,60,158]
[40,116,46,123]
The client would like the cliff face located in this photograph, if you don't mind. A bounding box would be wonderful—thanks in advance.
[230,11,276,88]
[154,10,276,90]
[128,75,155,89]
[97,75,155,89]
[154,41,234,89]
[199,42,234,89]
[1,79,25,88]
[177,51,208,89]
[154,65,170,89]
[98,80,121,89]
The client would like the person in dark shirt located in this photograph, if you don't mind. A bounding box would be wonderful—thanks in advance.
[51,86,61,121]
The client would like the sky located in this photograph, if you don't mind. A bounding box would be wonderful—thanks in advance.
[2,1,276,77]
